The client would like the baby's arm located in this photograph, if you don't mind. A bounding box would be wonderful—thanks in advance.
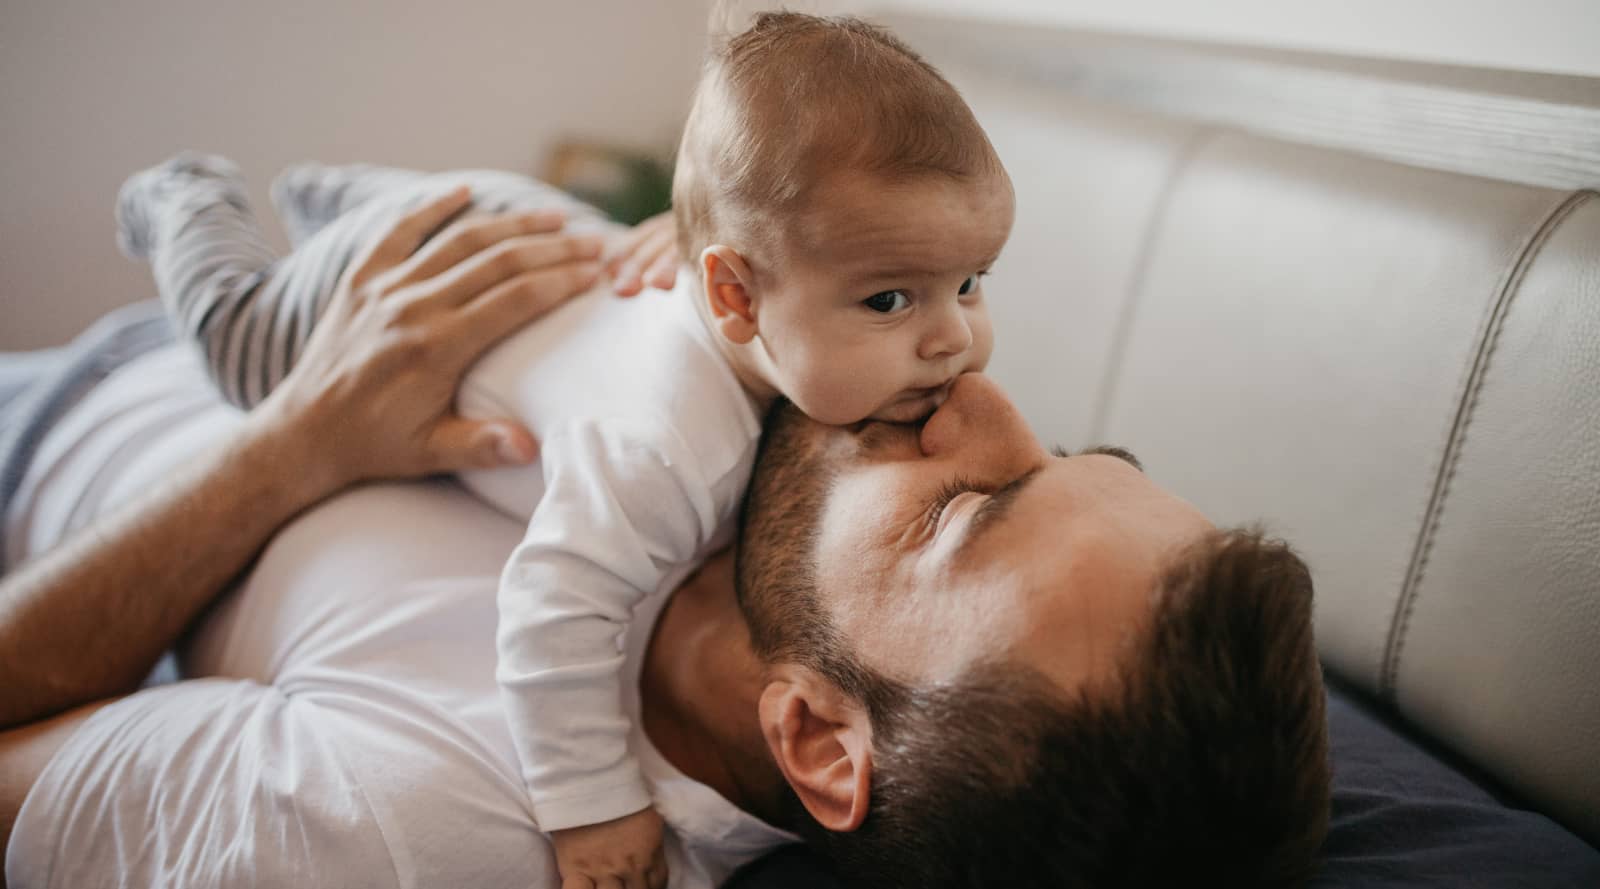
[499,419,715,888]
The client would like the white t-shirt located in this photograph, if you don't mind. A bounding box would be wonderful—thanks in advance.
[6,335,793,886]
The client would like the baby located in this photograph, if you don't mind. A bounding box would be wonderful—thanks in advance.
[117,12,1013,887]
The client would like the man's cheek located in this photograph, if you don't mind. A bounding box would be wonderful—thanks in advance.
[817,476,906,573]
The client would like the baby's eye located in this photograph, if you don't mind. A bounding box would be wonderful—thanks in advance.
[863,290,911,314]
[958,271,989,297]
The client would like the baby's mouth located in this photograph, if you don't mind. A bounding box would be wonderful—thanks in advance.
[871,381,955,423]
[910,379,956,405]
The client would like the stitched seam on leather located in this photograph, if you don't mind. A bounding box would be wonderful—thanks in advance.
[1085,126,1219,444]
[1379,189,1597,700]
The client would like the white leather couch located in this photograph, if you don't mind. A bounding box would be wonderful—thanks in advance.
[903,24,1600,848]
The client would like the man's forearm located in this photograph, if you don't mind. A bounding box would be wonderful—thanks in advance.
[0,413,331,728]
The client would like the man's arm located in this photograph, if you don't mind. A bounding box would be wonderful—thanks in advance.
[0,186,605,728]
[0,411,344,727]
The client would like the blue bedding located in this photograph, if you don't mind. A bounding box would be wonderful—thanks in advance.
[0,301,172,571]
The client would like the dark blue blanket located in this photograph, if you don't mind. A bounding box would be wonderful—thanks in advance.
[727,682,1600,888]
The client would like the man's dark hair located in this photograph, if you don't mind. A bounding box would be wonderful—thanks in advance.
[775,529,1332,889]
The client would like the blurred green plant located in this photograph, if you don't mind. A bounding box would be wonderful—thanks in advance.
[545,143,674,225]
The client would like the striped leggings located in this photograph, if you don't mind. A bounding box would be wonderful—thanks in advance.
[116,153,611,408]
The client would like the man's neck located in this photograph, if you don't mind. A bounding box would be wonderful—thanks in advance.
[640,548,792,827]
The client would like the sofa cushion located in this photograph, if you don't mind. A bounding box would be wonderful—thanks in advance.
[1389,192,1600,841]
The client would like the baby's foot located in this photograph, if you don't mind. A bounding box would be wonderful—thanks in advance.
[116,152,247,260]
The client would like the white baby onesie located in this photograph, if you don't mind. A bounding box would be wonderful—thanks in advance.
[456,272,764,831]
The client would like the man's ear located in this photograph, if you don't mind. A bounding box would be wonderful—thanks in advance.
[758,668,873,832]
[700,245,760,345]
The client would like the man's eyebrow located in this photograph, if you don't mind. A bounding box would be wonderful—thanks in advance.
[1051,443,1144,473]
[957,466,1044,556]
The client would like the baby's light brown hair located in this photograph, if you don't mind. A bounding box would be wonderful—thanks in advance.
[672,11,1005,278]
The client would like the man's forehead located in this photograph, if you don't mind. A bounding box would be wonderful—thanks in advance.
[951,447,1149,565]
[949,458,1205,687]
[968,456,1214,608]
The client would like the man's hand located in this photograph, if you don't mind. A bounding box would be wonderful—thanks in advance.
[0,185,602,730]
[550,806,669,889]
[605,210,680,296]
[250,185,605,501]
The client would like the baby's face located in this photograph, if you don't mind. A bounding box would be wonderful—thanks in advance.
[757,169,1014,425]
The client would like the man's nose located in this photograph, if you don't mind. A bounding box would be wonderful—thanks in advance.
[919,373,1039,467]
[917,300,974,362]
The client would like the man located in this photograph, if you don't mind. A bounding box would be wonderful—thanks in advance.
[730,379,1330,887]
[1,199,1330,887]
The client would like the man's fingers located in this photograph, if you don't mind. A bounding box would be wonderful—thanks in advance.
[416,233,603,312]
[425,417,538,472]
[391,208,566,288]
[447,260,602,355]
[560,875,598,889]
[350,186,472,285]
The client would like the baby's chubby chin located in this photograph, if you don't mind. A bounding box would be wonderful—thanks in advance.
[865,379,956,424]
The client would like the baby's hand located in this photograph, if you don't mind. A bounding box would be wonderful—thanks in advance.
[550,806,668,889]
[605,211,680,296]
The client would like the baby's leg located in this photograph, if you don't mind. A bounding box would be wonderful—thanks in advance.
[116,152,311,408]
[270,163,431,246]
[272,163,616,245]
[119,154,617,409]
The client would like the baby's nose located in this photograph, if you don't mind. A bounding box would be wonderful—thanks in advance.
[918,303,974,361]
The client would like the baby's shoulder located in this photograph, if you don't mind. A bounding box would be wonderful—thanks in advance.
[460,283,758,480]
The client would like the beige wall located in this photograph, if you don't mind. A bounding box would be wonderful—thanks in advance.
[10,0,1592,348]
[1,0,711,349]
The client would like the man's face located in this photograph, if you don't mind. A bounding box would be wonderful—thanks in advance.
[740,373,1214,694]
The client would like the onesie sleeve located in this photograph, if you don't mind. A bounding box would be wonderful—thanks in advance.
[495,418,717,832]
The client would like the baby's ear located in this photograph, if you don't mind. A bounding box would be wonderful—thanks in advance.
[700,245,760,345]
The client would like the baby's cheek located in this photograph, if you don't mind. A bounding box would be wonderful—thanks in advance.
[786,364,872,425]
[787,352,892,425]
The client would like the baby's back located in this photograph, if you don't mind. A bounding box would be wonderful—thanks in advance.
[455,274,761,522]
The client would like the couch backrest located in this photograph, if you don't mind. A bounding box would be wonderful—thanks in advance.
[904,20,1600,844]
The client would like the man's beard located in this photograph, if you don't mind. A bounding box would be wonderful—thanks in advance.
[733,401,838,665]
[733,402,922,858]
